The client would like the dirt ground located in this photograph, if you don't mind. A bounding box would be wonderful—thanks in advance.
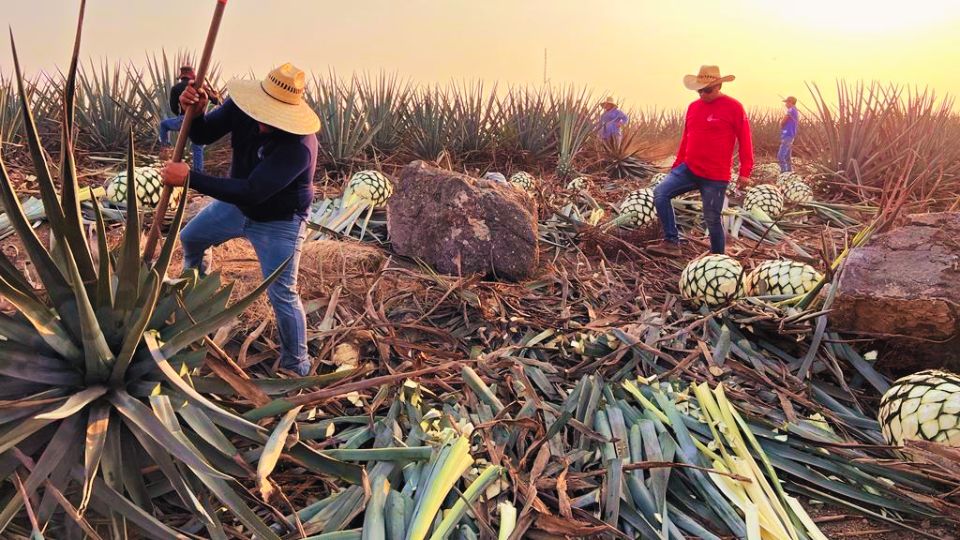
[808,504,958,539]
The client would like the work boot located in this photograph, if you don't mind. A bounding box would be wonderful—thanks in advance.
[647,240,682,257]
[279,360,311,377]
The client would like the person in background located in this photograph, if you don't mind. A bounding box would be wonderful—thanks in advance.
[158,65,218,172]
[160,63,320,377]
[598,96,628,143]
[648,65,754,257]
[778,96,799,173]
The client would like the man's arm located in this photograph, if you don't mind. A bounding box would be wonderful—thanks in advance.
[188,98,237,146]
[671,104,694,169]
[188,142,310,206]
[780,114,790,128]
[671,121,689,169]
[737,108,754,180]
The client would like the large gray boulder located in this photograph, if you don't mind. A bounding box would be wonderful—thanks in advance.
[832,212,960,371]
[387,161,539,281]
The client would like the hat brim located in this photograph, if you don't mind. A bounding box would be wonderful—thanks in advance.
[226,79,321,136]
[683,74,736,91]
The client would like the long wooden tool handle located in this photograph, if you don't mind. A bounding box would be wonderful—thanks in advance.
[143,0,228,263]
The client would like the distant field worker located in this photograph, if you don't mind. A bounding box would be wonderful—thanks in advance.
[598,96,628,142]
[779,96,799,172]
[648,65,754,257]
[159,66,204,171]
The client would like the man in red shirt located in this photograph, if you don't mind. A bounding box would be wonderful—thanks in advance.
[648,65,754,256]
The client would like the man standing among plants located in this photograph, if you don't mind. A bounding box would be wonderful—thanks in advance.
[648,65,753,257]
[778,96,799,172]
[160,63,320,377]
[598,96,628,143]
[158,65,217,172]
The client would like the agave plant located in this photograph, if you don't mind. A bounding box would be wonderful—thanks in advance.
[0,73,24,144]
[404,84,456,162]
[76,59,151,152]
[500,86,558,164]
[448,80,500,162]
[553,86,594,179]
[357,71,411,157]
[307,72,381,171]
[0,7,359,538]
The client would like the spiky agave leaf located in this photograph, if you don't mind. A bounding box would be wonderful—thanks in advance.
[307,72,381,170]
[0,5,361,538]
[554,86,593,179]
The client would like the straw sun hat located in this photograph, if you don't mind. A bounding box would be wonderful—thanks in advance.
[599,96,617,107]
[226,63,320,135]
[683,65,736,91]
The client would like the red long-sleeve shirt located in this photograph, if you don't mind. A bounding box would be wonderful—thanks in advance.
[671,95,754,182]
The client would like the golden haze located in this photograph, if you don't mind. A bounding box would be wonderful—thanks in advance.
[1,0,958,111]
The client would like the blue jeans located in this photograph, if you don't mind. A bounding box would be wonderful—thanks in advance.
[180,201,309,375]
[159,116,205,172]
[778,136,794,172]
[653,164,727,254]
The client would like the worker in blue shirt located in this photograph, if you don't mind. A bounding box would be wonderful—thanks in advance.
[778,96,799,173]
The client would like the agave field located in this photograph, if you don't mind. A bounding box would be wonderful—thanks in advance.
[3,3,960,540]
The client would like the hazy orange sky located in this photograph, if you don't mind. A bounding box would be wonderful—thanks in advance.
[2,0,959,111]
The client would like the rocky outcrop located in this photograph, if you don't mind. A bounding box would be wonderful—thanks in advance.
[832,213,960,371]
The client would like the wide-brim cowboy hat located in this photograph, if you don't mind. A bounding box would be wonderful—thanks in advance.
[226,63,320,135]
[683,65,736,91]
[599,96,617,107]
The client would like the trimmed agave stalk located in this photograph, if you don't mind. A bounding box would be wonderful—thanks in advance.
[0,5,360,538]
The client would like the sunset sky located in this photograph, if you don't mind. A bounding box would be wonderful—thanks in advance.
[2,0,959,112]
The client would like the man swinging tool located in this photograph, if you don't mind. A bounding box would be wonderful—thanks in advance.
[161,63,320,376]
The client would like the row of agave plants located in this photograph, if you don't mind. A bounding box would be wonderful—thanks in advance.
[1,54,798,179]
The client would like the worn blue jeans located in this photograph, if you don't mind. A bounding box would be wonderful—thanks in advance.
[180,201,309,375]
[653,164,728,254]
[778,136,794,173]
[159,116,205,172]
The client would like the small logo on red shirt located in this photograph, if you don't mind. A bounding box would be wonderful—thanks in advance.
[707,114,719,122]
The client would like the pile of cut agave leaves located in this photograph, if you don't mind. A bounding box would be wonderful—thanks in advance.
[288,167,957,539]
[3,9,959,540]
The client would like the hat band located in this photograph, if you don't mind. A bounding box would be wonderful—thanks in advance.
[261,75,304,105]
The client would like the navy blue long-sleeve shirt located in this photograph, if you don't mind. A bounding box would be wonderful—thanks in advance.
[188,98,318,221]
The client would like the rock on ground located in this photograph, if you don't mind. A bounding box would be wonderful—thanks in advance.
[832,212,960,371]
[387,161,539,281]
